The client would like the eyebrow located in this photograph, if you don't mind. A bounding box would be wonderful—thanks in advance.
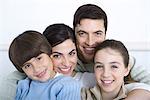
[52,49,76,54]
[69,49,76,54]
[70,49,76,52]
[94,61,102,64]
[94,61,121,65]
[52,52,62,55]
[94,30,104,33]
[110,62,121,65]
[77,30,104,34]
[77,30,87,34]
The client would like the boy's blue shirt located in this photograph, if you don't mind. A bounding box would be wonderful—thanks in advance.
[16,75,81,100]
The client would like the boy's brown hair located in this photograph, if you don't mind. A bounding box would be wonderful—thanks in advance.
[9,30,52,73]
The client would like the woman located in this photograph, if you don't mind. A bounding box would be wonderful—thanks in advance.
[43,23,96,88]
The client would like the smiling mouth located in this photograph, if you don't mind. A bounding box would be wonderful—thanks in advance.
[36,69,46,78]
[58,67,71,73]
[101,80,114,86]
[83,47,95,54]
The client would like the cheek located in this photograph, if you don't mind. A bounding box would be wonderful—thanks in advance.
[51,59,61,68]
[94,70,101,79]
[95,37,105,44]
[72,58,77,67]
[47,61,54,70]
[73,55,77,62]
[77,37,86,45]
[24,70,33,77]
[114,72,125,81]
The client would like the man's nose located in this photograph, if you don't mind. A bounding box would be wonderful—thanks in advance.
[86,34,95,46]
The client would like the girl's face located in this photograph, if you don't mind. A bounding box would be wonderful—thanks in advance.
[51,39,77,76]
[22,53,54,82]
[94,48,129,93]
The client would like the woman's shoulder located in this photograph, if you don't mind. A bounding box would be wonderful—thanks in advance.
[0,70,26,100]
[4,70,26,80]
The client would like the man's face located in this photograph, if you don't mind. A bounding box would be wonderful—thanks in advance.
[75,19,106,63]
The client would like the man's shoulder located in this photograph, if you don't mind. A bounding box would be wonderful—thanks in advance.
[75,59,94,73]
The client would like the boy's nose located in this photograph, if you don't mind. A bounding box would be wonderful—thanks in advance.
[32,60,41,73]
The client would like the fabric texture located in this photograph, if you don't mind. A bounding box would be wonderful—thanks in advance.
[73,72,96,88]
[75,58,94,73]
[81,84,127,100]
[130,57,150,85]
[0,71,26,100]
[125,82,150,93]
[16,75,81,100]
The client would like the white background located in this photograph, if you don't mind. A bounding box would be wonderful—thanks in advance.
[0,0,150,77]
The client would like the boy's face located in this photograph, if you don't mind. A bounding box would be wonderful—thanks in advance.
[75,19,106,63]
[94,48,129,93]
[51,39,77,76]
[22,53,54,82]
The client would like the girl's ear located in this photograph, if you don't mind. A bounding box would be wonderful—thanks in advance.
[124,66,130,77]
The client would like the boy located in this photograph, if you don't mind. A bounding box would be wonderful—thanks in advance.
[9,30,81,100]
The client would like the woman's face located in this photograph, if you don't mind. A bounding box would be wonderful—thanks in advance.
[51,39,77,76]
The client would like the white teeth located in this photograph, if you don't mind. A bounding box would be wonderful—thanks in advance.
[85,48,94,51]
[59,67,70,72]
[103,80,112,84]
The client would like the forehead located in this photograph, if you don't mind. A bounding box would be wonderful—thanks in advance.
[75,19,105,32]
[95,48,123,61]
[52,39,76,53]
[23,53,46,64]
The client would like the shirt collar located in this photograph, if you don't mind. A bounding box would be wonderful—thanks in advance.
[90,84,127,100]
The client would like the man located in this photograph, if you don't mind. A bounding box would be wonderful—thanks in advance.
[73,4,150,99]
[73,4,107,72]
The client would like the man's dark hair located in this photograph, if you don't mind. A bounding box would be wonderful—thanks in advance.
[73,4,108,32]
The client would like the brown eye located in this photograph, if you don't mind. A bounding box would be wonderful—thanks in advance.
[111,65,118,69]
[96,32,102,36]
[69,51,76,56]
[23,64,32,69]
[78,32,87,37]
[37,57,42,60]
[95,64,103,69]
[52,54,61,59]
